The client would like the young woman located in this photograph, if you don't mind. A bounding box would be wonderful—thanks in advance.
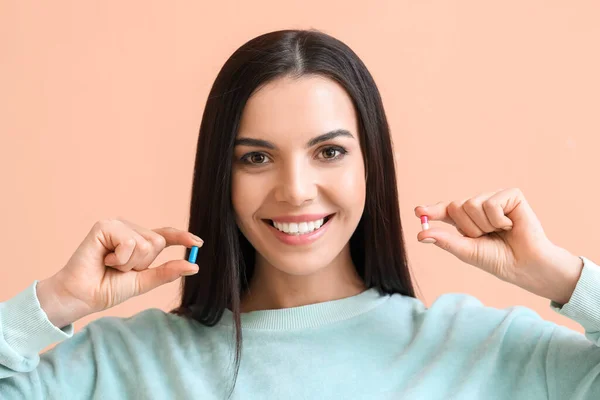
[1,29,599,399]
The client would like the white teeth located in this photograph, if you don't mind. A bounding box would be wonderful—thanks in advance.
[272,218,326,235]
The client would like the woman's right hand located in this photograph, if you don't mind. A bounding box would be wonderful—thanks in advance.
[37,218,204,328]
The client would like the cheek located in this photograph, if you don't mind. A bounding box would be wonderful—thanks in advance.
[328,162,366,214]
[231,170,268,233]
[231,171,254,223]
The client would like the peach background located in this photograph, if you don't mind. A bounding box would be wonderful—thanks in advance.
[1,1,599,350]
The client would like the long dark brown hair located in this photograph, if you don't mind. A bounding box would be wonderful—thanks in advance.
[170,29,417,397]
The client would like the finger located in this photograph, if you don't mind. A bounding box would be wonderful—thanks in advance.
[115,217,204,248]
[97,219,138,269]
[152,226,204,248]
[463,192,501,233]
[104,237,136,268]
[116,218,167,271]
[117,218,204,271]
[417,227,477,265]
[447,199,485,238]
[414,202,456,226]
[482,189,523,231]
[135,259,199,295]
[105,226,150,272]
[122,236,154,272]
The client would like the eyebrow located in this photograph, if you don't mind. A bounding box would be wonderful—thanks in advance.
[234,129,355,150]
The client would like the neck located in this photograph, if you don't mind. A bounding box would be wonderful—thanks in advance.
[240,245,366,312]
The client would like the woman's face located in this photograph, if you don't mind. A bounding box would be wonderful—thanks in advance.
[232,75,366,276]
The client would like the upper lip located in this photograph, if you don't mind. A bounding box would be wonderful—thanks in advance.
[268,213,334,223]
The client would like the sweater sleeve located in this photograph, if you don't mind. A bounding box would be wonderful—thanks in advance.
[0,281,98,399]
[549,256,600,345]
[543,256,600,399]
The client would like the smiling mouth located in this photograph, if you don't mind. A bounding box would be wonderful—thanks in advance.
[263,214,335,236]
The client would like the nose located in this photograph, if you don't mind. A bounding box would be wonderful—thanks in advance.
[274,158,317,206]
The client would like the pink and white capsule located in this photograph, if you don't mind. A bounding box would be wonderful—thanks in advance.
[420,215,430,230]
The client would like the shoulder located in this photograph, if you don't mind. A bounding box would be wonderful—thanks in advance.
[384,291,556,339]
[80,308,202,346]
[85,308,172,330]
[418,292,558,342]
[425,291,549,321]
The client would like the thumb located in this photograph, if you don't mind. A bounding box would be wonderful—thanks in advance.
[136,260,199,296]
[417,228,478,264]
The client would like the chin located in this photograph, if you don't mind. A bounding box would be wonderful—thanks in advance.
[261,251,336,276]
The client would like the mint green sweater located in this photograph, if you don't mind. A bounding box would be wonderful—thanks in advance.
[2,257,600,399]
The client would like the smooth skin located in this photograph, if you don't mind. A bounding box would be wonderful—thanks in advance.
[37,219,203,328]
[232,75,367,312]
[37,77,583,329]
[415,188,583,305]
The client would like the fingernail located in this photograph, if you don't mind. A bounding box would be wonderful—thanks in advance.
[420,238,437,244]
[192,235,203,244]
[503,226,512,231]
[181,268,199,276]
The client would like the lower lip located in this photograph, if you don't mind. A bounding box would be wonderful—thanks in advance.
[266,216,334,246]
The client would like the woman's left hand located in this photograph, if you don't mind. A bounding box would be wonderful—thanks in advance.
[415,188,584,305]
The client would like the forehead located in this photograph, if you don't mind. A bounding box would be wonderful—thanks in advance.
[238,75,358,141]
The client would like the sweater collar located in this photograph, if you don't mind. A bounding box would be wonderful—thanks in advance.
[218,288,388,330]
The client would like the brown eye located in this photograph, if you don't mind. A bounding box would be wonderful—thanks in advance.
[250,154,266,164]
[319,146,347,161]
[322,148,337,159]
[240,152,270,166]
